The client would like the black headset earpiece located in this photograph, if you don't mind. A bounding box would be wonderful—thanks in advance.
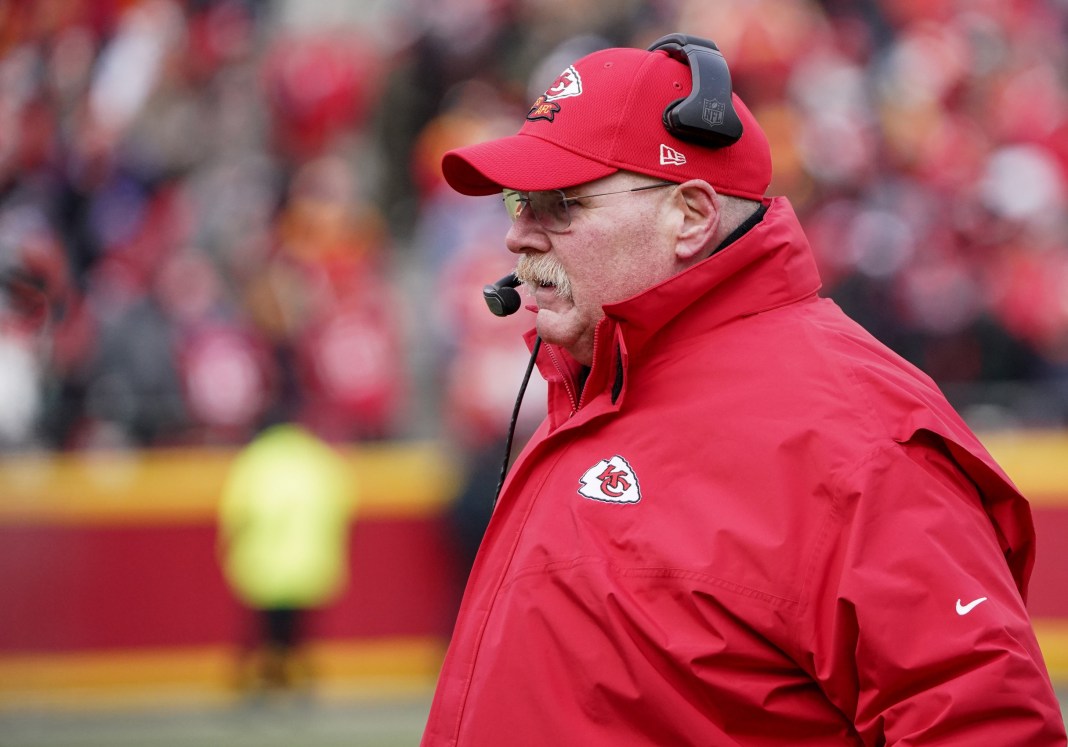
[647,33,743,148]
[483,273,522,317]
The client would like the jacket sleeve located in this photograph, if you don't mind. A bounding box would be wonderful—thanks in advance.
[801,436,1066,745]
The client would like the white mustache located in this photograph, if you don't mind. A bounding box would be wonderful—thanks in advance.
[515,253,572,300]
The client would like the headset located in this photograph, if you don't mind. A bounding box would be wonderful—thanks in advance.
[646,33,743,148]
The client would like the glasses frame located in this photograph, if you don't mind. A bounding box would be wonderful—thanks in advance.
[503,181,676,233]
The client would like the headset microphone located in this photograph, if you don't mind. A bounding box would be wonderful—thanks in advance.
[483,273,522,317]
[481,271,533,506]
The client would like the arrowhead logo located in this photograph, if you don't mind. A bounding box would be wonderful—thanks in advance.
[544,65,582,101]
[578,456,641,504]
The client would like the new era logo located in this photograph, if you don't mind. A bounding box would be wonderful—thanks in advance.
[660,144,686,166]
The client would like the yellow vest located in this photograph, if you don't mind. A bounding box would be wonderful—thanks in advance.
[218,425,354,609]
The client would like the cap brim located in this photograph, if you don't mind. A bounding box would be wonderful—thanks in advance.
[442,133,619,196]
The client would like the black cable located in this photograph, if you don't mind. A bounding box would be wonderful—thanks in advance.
[493,336,541,508]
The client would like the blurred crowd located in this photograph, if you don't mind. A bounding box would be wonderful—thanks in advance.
[0,0,1066,454]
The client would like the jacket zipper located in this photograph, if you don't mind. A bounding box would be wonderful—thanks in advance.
[575,325,606,412]
[544,343,580,414]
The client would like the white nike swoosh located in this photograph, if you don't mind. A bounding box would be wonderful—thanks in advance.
[956,597,988,615]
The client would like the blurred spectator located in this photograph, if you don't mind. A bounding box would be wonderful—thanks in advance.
[217,420,356,696]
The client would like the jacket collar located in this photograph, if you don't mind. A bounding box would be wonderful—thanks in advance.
[601,196,821,361]
[531,196,822,414]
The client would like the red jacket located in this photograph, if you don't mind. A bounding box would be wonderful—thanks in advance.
[423,197,1065,745]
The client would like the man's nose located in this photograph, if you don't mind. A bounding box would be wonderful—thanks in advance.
[505,211,550,255]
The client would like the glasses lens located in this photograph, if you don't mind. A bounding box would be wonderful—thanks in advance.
[529,190,570,231]
[502,189,570,231]
[502,190,525,221]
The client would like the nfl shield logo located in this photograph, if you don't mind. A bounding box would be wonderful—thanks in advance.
[702,98,726,128]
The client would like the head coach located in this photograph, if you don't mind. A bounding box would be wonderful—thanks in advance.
[421,34,1066,745]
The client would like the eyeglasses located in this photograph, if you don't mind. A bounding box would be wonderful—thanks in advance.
[502,182,675,233]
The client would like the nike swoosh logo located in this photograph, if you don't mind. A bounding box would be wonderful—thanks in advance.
[956,597,988,615]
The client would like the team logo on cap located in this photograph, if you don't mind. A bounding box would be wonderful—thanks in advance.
[545,65,582,101]
[526,65,582,122]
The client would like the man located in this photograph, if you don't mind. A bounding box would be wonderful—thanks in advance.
[422,35,1066,745]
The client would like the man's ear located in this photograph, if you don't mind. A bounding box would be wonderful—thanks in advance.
[671,180,719,263]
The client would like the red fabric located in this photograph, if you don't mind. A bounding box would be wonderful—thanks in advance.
[422,198,1064,745]
[441,46,772,200]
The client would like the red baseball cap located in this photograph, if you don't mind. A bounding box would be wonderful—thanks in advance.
[441,45,772,200]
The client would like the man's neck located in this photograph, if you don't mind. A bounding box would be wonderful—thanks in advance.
[708,202,769,259]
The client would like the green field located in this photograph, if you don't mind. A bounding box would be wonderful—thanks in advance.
[0,692,432,747]
[1,689,1066,747]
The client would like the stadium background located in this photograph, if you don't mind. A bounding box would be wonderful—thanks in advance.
[0,0,1066,743]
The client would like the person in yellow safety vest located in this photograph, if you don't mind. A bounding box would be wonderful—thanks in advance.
[217,422,356,695]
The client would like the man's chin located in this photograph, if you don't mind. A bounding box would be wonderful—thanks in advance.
[535,309,593,364]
